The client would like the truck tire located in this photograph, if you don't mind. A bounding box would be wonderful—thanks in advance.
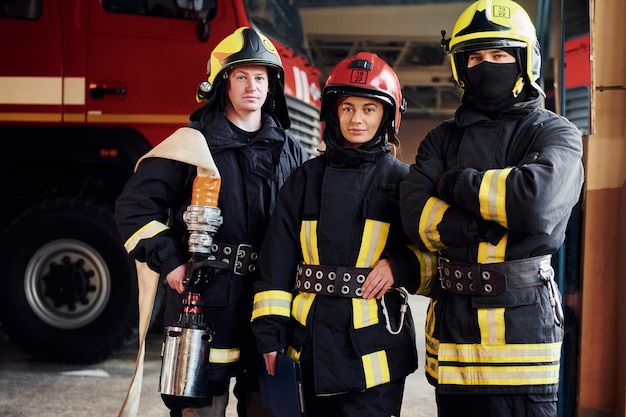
[0,199,145,364]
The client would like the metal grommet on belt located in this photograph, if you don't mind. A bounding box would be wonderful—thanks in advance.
[295,263,373,298]
[213,242,259,276]
[484,283,493,293]
[454,270,462,279]
[482,271,491,280]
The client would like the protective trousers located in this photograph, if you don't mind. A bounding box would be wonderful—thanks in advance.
[179,393,229,417]
[435,392,558,417]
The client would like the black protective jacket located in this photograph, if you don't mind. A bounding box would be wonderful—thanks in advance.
[251,148,435,395]
[399,95,584,395]
[115,111,308,381]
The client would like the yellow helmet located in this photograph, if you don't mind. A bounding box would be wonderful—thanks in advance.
[203,26,283,89]
[444,0,543,95]
[194,27,290,128]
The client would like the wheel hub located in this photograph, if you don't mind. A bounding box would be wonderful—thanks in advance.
[43,256,97,310]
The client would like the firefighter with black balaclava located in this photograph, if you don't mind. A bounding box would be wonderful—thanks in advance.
[399,1,584,416]
[115,27,308,417]
[250,52,435,417]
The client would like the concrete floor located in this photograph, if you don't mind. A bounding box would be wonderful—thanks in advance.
[0,296,436,417]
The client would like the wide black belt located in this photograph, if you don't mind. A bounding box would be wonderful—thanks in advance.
[207,242,258,276]
[295,263,372,298]
[437,255,552,296]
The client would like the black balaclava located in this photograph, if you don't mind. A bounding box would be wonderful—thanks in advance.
[462,48,528,113]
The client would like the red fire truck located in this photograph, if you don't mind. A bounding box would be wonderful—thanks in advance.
[0,0,321,363]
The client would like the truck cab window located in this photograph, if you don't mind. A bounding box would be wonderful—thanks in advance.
[102,0,200,19]
[0,0,42,19]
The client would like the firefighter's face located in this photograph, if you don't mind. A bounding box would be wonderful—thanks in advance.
[337,96,384,148]
[226,65,269,114]
[466,49,516,68]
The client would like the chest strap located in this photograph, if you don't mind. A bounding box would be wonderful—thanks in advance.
[207,242,258,276]
[437,255,552,296]
[295,263,372,298]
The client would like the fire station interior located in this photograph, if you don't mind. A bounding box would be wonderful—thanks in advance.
[296,1,626,417]
[1,1,624,416]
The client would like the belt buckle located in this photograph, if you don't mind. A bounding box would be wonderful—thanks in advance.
[234,243,254,276]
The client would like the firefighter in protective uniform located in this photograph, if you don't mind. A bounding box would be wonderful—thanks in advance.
[399,1,584,416]
[115,27,308,417]
[251,52,435,417]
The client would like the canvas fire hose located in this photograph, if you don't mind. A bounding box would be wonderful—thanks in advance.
[118,127,221,417]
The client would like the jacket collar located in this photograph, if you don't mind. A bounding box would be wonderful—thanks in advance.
[455,94,542,127]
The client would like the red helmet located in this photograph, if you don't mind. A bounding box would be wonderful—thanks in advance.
[321,52,406,133]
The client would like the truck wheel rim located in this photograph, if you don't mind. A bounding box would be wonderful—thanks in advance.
[24,239,111,329]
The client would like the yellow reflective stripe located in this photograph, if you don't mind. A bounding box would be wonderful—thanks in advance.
[362,350,390,388]
[124,220,169,253]
[438,341,562,364]
[425,332,439,357]
[419,197,449,251]
[425,354,439,380]
[438,363,560,386]
[425,300,437,350]
[424,304,440,380]
[286,346,301,361]
[356,219,389,267]
[477,233,508,263]
[300,220,319,264]
[408,246,437,295]
[477,168,511,263]
[479,168,512,227]
[352,298,378,329]
[251,290,292,321]
[209,348,240,363]
[292,292,316,326]
[478,307,506,345]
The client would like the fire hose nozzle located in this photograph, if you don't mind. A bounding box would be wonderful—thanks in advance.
[183,205,223,254]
